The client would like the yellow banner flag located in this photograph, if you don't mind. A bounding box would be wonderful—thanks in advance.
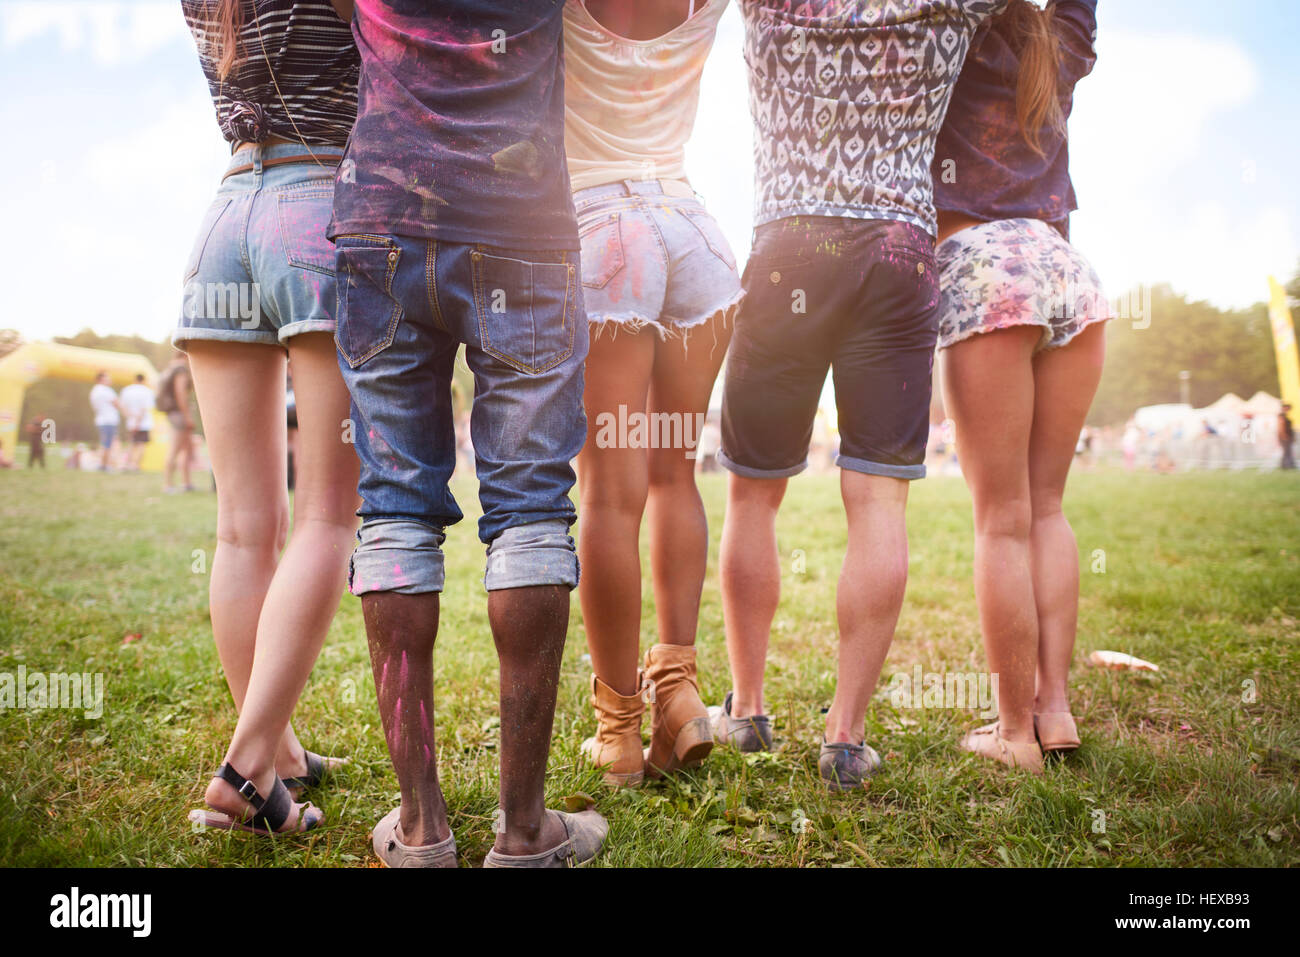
[1268,276,1300,412]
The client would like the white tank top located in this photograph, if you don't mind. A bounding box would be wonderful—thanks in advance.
[563,0,728,192]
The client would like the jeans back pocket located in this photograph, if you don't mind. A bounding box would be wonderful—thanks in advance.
[335,236,403,368]
[472,249,577,375]
[278,186,336,275]
[183,198,232,283]
[578,214,624,290]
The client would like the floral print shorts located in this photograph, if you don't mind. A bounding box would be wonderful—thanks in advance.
[935,218,1110,352]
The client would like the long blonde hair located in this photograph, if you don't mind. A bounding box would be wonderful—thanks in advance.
[1001,0,1065,157]
[203,0,247,81]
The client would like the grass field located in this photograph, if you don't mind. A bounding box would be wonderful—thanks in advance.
[0,466,1297,868]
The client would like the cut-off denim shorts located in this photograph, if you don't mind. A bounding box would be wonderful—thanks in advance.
[173,143,344,350]
[575,179,744,340]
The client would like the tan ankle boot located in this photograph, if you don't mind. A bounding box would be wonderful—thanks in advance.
[643,644,714,778]
[580,673,647,787]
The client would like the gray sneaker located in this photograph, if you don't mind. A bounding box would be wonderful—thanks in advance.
[707,691,773,753]
[372,806,458,867]
[819,739,884,791]
[482,808,608,868]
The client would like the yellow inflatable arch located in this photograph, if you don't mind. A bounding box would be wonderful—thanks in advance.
[0,341,170,472]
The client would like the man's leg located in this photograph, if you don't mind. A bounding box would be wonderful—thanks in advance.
[454,241,598,860]
[362,589,449,845]
[823,472,910,743]
[488,580,571,855]
[335,233,464,851]
[719,473,786,718]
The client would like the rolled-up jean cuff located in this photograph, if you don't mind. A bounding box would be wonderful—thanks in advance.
[484,520,579,591]
[716,449,808,480]
[835,453,926,480]
[350,519,446,595]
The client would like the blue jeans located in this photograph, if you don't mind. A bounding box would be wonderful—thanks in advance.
[335,234,587,595]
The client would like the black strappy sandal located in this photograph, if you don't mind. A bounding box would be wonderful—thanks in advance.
[189,763,322,835]
[281,751,346,795]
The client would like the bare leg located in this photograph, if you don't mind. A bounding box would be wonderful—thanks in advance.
[189,336,357,818]
[941,326,1040,744]
[646,312,732,646]
[219,333,360,792]
[181,430,196,488]
[1028,323,1107,713]
[490,584,571,855]
[576,327,654,695]
[362,591,449,845]
[823,471,910,743]
[719,472,786,717]
[188,342,298,763]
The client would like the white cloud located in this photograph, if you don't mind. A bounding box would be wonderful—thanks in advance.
[1,94,228,342]
[1,1,188,67]
[1068,30,1292,308]
[1070,31,1258,188]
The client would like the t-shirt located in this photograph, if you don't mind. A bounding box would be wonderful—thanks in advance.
[329,0,578,250]
[181,0,359,148]
[933,0,1098,236]
[89,384,120,427]
[119,384,156,433]
[740,0,1008,236]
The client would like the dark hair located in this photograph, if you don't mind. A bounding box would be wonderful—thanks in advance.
[1000,0,1066,157]
[136,373,146,383]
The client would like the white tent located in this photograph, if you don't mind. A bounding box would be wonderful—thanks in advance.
[1206,392,1246,413]
[1241,391,1282,416]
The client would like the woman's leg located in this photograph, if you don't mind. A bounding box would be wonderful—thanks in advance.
[186,342,308,803]
[645,312,732,646]
[1027,323,1107,714]
[940,325,1040,743]
[216,332,360,807]
[576,326,656,696]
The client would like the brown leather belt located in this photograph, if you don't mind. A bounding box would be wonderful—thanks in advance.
[223,153,341,180]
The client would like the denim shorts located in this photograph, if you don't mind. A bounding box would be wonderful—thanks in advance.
[97,424,116,449]
[173,143,344,350]
[936,218,1111,352]
[335,234,587,595]
[720,216,940,481]
[575,180,744,339]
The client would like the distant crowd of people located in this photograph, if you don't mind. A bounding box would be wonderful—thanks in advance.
[6,354,201,490]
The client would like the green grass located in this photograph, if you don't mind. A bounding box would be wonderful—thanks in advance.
[0,467,1297,867]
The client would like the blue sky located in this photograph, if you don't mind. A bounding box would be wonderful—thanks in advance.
[1,0,1297,343]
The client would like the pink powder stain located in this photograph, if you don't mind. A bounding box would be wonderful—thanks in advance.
[603,217,652,304]
[399,650,409,687]
[419,701,433,740]
[423,744,433,766]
